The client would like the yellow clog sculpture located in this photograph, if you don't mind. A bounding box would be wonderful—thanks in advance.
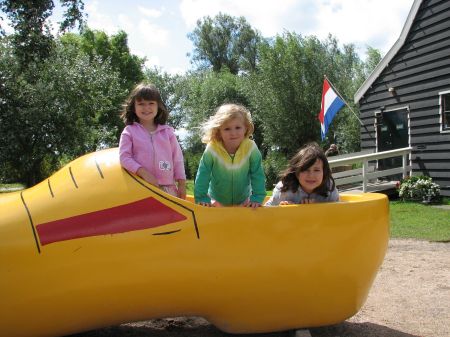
[0,148,389,337]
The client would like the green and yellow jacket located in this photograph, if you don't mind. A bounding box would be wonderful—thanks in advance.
[194,138,266,206]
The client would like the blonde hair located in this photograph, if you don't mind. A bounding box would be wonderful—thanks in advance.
[201,104,254,143]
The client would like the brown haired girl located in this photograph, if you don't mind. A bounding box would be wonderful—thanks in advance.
[265,142,339,205]
[119,83,186,199]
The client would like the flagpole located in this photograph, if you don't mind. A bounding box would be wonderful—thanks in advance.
[324,75,375,140]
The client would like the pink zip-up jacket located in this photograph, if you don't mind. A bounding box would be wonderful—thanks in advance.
[119,123,186,185]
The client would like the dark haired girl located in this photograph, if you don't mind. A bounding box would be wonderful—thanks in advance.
[265,142,339,205]
[119,83,186,199]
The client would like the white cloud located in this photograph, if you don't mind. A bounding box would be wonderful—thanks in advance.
[0,16,14,34]
[117,14,135,33]
[5,0,413,73]
[138,6,162,18]
[179,0,300,36]
[82,1,170,70]
[138,19,170,47]
[179,0,413,59]
[144,55,161,68]
[85,0,118,34]
[312,0,413,57]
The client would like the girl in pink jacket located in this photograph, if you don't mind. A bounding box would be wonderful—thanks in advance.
[119,83,186,199]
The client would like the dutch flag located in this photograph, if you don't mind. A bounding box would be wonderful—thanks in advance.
[318,78,345,140]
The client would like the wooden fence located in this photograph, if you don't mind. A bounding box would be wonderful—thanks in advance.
[328,147,413,192]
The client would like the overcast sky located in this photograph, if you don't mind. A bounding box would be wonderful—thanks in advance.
[2,0,415,74]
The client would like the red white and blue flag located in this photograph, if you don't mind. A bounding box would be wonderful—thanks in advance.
[318,78,345,140]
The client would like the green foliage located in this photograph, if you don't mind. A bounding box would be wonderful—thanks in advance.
[61,28,145,92]
[397,175,441,203]
[180,68,259,180]
[1,7,385,191]
[360,46,382,79]
[0,0,85,68]
[180,68,251,152]
[244,34,377,156]
[144,67,184,130]
[0,183,25,193]
[0,40,124,185]
[58,0,85,32]
[244,34,330,156]
[184,152,202,180]
[263,151,288,190]
[185,180,195,195]
[188,13,260,74]
[60,28,146,142]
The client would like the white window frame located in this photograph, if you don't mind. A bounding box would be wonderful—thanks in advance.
[439,90,450,133]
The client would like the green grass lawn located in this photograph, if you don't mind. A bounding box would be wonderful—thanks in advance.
[389,200,450,242]
[0,183,25,192]
[2,182,448,242]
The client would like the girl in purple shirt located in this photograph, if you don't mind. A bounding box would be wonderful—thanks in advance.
[119,83,186,199]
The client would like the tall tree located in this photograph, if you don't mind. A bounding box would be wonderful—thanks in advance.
[144,67,184,130]
[0,0,126,186]
[0,0,85,68]
[324,39,365,152]
[244,33,364,157]
[61,28,145,92]
[187,13,260,74]
[60,28,145,141]
[178,68,251,178]
[0,40,124,186]
[361,46,382,79]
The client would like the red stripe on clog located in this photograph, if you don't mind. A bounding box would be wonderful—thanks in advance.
[36,197,187,245]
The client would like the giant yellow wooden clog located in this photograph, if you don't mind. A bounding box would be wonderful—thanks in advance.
[0,148,389,337]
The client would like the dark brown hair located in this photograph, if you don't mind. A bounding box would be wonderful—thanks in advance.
[279,142,335,197]
[121,83,168,125]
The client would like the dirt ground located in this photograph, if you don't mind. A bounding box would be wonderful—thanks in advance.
[72,239,449,337]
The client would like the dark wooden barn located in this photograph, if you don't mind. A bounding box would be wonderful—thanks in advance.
[354,0,450,197]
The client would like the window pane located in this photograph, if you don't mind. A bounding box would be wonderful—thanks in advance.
[443,94,450,130]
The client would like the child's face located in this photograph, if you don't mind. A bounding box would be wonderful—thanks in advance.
[219,117,247,153]
[297,159,324,194]
[135,99,158,124]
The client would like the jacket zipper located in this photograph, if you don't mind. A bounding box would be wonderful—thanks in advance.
[230,154,234,205]
[149,133,156,180]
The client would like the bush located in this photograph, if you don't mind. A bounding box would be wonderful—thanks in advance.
[184,152,202,180]
[398,175,440,203]
[263,151,288,190]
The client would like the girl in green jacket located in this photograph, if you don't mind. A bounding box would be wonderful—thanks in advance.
[194,104,266,208]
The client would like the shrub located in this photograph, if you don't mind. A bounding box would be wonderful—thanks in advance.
[398,175,440,203]
[263,151,288,190]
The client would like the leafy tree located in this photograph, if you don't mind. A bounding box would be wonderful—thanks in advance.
[244,33,323,157]
[60,28,145,141]
[244,33,365,159]
[0,0,85,68]
[144,67,184,130]
[187,13,260,74]
[61,28,145,92]
[332,45,382,152]
[178,69,251,178]
[0,40,124,186]
[361,46,382,78]
[324,40,364,153]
